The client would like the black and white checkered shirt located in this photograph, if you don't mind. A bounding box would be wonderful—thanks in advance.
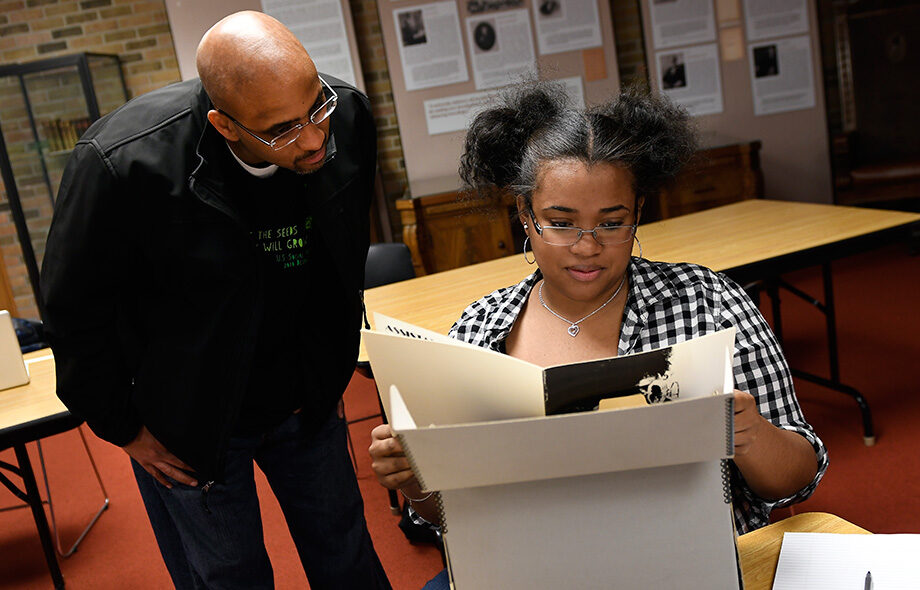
[448,257,828,534]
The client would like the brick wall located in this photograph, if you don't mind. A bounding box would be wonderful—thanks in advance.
[0,0,181,319]
[348,0,408,239]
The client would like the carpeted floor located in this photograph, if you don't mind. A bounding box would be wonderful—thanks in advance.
[0,242,917,588]
[760,243,920,533]
[0,371,444,590]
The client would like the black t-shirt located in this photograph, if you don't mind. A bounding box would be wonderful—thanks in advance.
[228,161,324,435]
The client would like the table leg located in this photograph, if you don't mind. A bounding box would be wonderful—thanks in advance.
[821,264,840,382]
[14,443,65,589]
[765,265,876,446]
[909,223,920,256]
[790,369,874,445]
[766,281,783,343]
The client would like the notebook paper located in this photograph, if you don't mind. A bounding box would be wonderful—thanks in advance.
[772,532,920,589]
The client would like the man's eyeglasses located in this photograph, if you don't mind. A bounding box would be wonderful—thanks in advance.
[218,76,337,151]
[527,208,637,246]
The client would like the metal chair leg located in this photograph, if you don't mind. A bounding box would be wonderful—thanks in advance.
[36,425,110,557]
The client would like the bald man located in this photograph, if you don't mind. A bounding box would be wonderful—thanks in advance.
[41,11,390,589]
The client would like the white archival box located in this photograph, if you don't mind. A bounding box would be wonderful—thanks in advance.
[364,316,742,589]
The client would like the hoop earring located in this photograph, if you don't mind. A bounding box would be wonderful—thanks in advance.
[633,235,643,259]
[523,237,536,265]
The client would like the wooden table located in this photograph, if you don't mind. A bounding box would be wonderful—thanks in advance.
[1,350,76,589]
[365,200,919,335]
[364,200,920,442]
[738,512,870,590]
[0,350,68,438]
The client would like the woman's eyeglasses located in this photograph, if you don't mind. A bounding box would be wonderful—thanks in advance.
[527,208,636,246]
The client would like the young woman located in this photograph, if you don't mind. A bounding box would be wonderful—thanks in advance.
[369,85,827,588]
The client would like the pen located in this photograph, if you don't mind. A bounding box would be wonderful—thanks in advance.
[864,570,872,590]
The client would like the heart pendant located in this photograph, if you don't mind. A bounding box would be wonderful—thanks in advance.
[567,325,579,337]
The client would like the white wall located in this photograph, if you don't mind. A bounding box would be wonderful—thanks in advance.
[163,1,258,81]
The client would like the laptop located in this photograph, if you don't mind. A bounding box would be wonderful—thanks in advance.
[0,310,30,391]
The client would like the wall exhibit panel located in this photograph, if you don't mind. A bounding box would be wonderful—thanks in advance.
[642,0,832,204]
[378,0,620,197]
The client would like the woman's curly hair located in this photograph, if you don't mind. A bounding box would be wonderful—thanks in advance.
[458,82,697,211]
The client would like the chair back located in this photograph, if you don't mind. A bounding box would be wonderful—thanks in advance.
[364,243,415,289]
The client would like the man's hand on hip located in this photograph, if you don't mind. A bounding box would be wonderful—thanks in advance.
[123,426,198,488]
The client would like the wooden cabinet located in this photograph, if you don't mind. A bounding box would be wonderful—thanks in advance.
[396,191,517,276]
[398,141,762,275]
[646,140,763,221]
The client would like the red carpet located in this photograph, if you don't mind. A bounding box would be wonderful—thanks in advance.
[0,376,443,589]
[1,243,917,588]
[762,243,920,533]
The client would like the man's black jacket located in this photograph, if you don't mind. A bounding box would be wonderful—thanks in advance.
[40,76,376,480]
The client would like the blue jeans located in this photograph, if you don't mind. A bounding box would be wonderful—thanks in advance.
[421,569,449,590]
[132,409,391,590]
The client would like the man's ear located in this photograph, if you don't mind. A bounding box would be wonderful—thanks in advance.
[207,109,240,142]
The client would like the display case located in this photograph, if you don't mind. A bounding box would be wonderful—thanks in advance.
[0,53,128,319]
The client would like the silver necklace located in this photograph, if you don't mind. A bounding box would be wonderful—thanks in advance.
[538,274,627,337]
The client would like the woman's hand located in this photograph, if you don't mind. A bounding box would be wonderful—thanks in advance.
[368,423,417,490]
[369,424,443,525]
[731,389,818,500]
[733,390,767,456]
